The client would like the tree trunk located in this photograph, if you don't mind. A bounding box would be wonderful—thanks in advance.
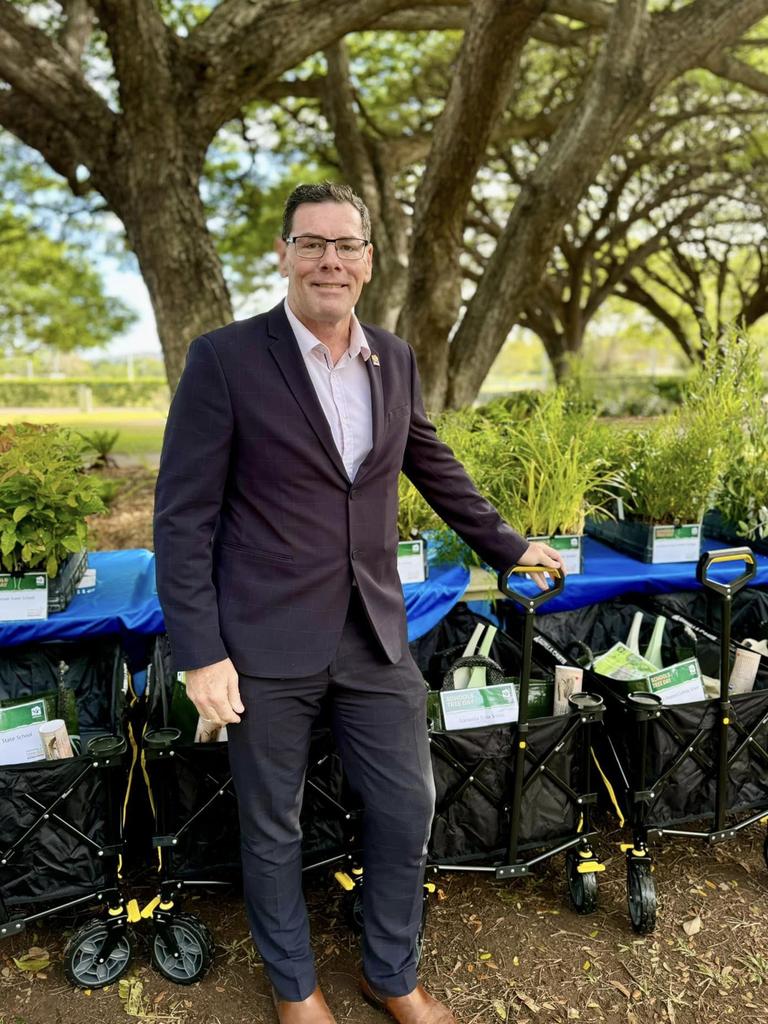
[108,165,233,391]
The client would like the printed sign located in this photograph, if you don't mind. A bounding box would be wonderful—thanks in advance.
[398,539,428,584]
[0,572,48,622]
[440,681,519,730]
[0,698,48,765]
[651,524,701,564]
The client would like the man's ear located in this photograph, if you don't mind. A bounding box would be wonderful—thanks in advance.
[275,236,289,277]
[363,242,374,284]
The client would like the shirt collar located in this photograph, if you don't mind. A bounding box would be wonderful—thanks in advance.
[284,299,371,362]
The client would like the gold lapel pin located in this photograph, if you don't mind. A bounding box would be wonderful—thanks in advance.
[371,353,380,366]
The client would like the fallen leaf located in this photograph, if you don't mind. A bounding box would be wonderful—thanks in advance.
[568,1010,580,1020]
[583,960,592,971]
[682,916,702,936]
[516,991,541,1013]
[610,980,631,999]
[493,999,507,1020]
[12,949,50,973]
[479,952,493,961]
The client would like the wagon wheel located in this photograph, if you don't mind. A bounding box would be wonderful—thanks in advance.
[627,858,656,934]
[151,912,215,985]
[565,851,599,915]
[63,918,133,989]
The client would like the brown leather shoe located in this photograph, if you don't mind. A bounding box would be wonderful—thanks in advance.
[271,985,336,1023]
[360,976,456,1024]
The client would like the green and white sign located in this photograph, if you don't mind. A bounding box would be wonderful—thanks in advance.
[397,539,427,584]
[647,658,706,705]
[651,524,701,564]
[0,697,47,765]
[0,572,48,622]
[593,642,659,681]
[440,680,519,731]
[528,534,582,575]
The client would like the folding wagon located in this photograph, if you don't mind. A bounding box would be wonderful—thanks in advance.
[535,547,768,933]
[0,636,135,988]
[408,567,606,912]
[140,635,362,984]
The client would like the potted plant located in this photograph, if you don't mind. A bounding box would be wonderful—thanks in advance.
[399,393,619,575]
[587,334,755,563]
[0,423,106,612]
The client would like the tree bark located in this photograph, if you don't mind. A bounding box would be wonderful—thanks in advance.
[396,0,546,410]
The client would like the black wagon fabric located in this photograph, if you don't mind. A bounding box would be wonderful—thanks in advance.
[0,638,128,914]
[428,714,581,863]
[650,588,768,650]
[534,594,768,829]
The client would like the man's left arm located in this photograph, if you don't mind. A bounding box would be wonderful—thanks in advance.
[400,346,564,583]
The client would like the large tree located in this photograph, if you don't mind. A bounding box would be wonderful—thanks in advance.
[2,0,768,406]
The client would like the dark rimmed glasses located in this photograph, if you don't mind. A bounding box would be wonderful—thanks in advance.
[284,235,370,261]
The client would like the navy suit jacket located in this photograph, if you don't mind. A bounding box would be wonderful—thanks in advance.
[153,302,528,676]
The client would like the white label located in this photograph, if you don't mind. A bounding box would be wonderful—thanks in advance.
[440,681,519,730]
[76,568,97,593]
[397,540,427,584]
[0,698,48,765]
[650,524,700,564]
[0,573,48,622]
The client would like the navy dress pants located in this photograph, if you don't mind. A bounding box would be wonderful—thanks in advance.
[227,589,436,1001]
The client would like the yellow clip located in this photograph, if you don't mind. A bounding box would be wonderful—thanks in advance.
[760,816,768,826]
[108,905,124,918]
[619,843,633,852]
[576,861,605,874]
[159,901,174,911]
[723,717,730,725]
[424,882,436,893]
[126,899,142,924]
[519,741,526,750]
[334,871,355,892]
[351,867,363,876]
[140,896,162,919]
[631,849,646,857]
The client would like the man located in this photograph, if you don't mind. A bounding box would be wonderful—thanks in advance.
[154,182,564,1024]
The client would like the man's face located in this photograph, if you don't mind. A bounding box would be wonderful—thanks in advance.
[277,201,373,329]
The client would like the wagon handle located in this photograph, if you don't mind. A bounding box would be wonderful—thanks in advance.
[498,564,564,612]
[696,547,756,597]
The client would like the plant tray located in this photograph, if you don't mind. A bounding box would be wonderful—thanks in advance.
[48,549,88,613]
[585,518,701,564]
[702,510,768,556]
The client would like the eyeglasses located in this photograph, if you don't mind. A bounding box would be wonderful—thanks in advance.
[284,235,370,261]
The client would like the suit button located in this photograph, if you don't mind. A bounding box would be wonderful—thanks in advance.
[351,549,360,560]
[350,488,360,500]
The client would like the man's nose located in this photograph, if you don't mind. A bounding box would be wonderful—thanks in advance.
[318,242,343,269]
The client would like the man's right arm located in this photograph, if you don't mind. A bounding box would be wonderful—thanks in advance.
[154,334,234,673]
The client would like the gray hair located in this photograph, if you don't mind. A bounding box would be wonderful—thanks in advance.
[282,182,371,241]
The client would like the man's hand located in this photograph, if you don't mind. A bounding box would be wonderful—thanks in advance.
[185,657,244,725]
[516,540,567,592]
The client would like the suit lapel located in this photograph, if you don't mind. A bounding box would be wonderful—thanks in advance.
[267,303,351,483]
[353,331,384,486]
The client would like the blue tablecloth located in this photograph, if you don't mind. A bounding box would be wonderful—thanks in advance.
[0,551,470,647]
[1,538,764,649]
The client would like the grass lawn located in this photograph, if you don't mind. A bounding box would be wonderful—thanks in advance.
[0,407,167,455]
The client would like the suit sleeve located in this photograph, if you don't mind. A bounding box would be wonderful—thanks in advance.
[401,345,528,571]
[153,335,233,671]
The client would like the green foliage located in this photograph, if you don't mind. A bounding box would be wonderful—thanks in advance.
[0,424,105,575]
[78,429,121,468]
[0,378,169,408]
[0,206,136,354]
[611,331,764,523]
[398,392,619,566]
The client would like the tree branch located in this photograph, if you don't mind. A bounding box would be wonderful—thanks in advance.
[0,0,115,158]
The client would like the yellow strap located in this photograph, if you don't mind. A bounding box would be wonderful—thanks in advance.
[591,748,625,828]
[576,861,605,874]
[138,722,163,873]
[334,871,355,892]
[510,565,562,577]
[117,717,141,881]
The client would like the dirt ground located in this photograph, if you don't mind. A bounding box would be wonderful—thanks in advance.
[3,467,768,1024]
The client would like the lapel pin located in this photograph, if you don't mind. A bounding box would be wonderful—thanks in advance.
[371,353,380,366]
